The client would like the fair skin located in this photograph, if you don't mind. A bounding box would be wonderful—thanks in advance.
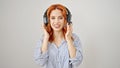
[41,9,76,58]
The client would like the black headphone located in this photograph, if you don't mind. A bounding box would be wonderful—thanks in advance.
[43,7,72,26]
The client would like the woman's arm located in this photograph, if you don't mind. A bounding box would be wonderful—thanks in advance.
[41,37,49,53]
[34,24,49,66]
[34,37,49,66]
[65,23,76,58]
[65,24,83,67]
[68,34,83,67]
[67,38,76,58]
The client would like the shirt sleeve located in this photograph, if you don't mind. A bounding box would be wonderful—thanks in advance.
[69,33,83,67]
[34,37,49,66]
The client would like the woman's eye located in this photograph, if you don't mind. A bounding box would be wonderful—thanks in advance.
[59,16,63,19]
[51,17,55,19]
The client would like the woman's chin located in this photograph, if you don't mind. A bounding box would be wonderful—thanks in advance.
[53,28,62,32]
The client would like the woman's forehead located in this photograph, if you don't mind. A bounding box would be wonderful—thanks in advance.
[50,9,63,16]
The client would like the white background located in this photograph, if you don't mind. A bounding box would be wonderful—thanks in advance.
[0,0,120,68]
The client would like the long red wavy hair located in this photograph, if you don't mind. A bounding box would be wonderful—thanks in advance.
[45,4,69,42]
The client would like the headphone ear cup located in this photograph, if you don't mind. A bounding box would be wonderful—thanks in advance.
[43,16,48,26]
[43,9,48,26]
[66,7,72,24]
[67,14,72,24]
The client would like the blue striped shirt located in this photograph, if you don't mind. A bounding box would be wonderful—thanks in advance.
[34,33,83,68]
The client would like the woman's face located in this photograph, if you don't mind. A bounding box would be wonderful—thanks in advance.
[50,9,65,32]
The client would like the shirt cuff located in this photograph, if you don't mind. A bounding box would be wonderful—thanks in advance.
[39,50,48,59]
[69,49,83,66]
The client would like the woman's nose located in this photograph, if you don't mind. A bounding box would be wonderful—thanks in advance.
[55,18,59,23]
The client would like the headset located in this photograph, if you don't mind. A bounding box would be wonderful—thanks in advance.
[43,7,72,26]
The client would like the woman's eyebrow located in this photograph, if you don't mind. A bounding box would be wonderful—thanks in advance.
[50,15,63,17]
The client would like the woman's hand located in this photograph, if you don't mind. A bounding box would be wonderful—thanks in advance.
[42,24,50,40]
[65,23,73,41]
[41,24,49,53]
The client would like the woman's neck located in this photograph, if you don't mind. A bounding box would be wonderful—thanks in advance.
[53,31,64,40]
[53,31,64,47]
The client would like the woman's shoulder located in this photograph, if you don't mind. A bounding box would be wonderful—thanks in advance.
[36,34,44,44]
[72,33,80,39]
[38,34,44,40]
[37,34,51,45]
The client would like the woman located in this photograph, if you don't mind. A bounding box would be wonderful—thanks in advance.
[34,4,83,68]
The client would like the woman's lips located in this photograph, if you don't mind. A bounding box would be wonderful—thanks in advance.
[53,24,60,28]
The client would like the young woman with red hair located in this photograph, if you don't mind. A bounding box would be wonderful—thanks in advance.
[34,4,83,68]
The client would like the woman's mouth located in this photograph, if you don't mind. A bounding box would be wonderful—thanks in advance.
[53,24,61,28]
